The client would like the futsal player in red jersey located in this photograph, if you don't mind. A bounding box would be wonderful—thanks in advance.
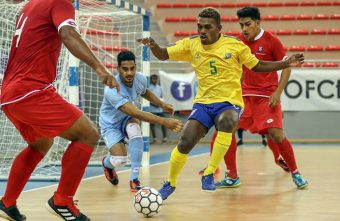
[0,0,119,220]
[212,7,308,190]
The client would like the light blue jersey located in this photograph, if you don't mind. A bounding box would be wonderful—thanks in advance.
[99,72,147,147]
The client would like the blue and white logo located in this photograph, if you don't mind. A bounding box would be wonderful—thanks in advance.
[170,81,192,101]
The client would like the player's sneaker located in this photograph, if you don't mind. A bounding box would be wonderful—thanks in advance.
[130,178,143,192]
[46,196,90,221]
[198,167,220,179]
[292,173,309,189]
[201,173,216,192]
[215,176,241,188]
[0,200,26,221]
[276,157,290,173]
[102,158,119,185]
[159,181,176,200]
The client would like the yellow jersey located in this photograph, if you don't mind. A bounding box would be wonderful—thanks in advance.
[167,35,259,109]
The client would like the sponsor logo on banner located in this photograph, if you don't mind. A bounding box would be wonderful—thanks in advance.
[158,71,196,111]
[170,81,192,101]
[281,69,340,111]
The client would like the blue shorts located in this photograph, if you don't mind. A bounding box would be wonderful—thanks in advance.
[101,116,131,148]
[188,102,242,129]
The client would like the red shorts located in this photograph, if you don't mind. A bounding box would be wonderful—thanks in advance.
[2,87,83,143]
[238,96,283,134]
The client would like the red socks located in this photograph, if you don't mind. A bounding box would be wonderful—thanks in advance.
[1,146,44,207]
[277,138,298,172]
[55,141,93,205]
[224,134,238,179]
[266,138,281,162]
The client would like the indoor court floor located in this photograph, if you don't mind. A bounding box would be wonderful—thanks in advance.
[5,144,340,221]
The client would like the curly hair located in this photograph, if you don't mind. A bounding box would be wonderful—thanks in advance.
[198,7,221,25]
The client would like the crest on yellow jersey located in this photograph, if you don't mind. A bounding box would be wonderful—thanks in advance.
[195,52,200,59]
[224,53,232,59]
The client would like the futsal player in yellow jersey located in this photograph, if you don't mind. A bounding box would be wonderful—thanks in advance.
[138,7,304,200]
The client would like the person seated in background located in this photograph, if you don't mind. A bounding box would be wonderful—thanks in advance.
[148,74,169,144]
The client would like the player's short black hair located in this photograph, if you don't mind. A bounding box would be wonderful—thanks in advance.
[117,50,135,66]
[198,7,221,25]
[237,7,261,20]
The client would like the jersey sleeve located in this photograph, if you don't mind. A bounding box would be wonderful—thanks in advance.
[238,42,259,69]
[271,36,287,61]
[104,87,129,110]
[51,0,78,32]
[167,38,192,62]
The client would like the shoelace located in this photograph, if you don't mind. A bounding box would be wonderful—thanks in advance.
[66,199,80,217]
[160,180,172,189]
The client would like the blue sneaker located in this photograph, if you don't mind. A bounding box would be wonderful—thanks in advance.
[201,173,215,192]
[215,176,241,188]
[292,173,309,189]
[159,182,176,200]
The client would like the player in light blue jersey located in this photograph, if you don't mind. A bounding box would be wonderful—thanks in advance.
[99,51,183,192]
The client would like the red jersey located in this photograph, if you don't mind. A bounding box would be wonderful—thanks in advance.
[238,29,286,96]
[1,0,77,105]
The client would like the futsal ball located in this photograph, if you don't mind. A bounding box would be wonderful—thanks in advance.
[133,187,163,217]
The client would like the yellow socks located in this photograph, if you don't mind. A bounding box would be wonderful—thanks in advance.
[204,131,232,176]
[168,146,188,187]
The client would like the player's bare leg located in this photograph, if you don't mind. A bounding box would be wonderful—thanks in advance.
[202,109,238,191]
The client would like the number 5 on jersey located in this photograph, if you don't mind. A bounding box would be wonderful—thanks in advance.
[210,60,217,75]
[14,14,28,47]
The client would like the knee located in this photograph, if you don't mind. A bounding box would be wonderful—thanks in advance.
[30,139,54,156]
[177,135,194,153]
[87,124,100,146]
[126,123,142,140]
[109,155,128,168]
[217,115,237,132]
[269,132,284,143]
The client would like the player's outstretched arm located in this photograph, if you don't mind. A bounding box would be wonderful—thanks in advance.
[137,37,169,61]
[142,89,175,116]
[119,102,183,133]
[252,53,304,73]
[59,26,119,91]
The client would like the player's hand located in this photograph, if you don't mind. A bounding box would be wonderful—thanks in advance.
[162,118,183,133]
[161,103,175,116]
[96,67,120,92]
[286,53,304,67]
[136,37,157,48]
[269,90,281,108]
